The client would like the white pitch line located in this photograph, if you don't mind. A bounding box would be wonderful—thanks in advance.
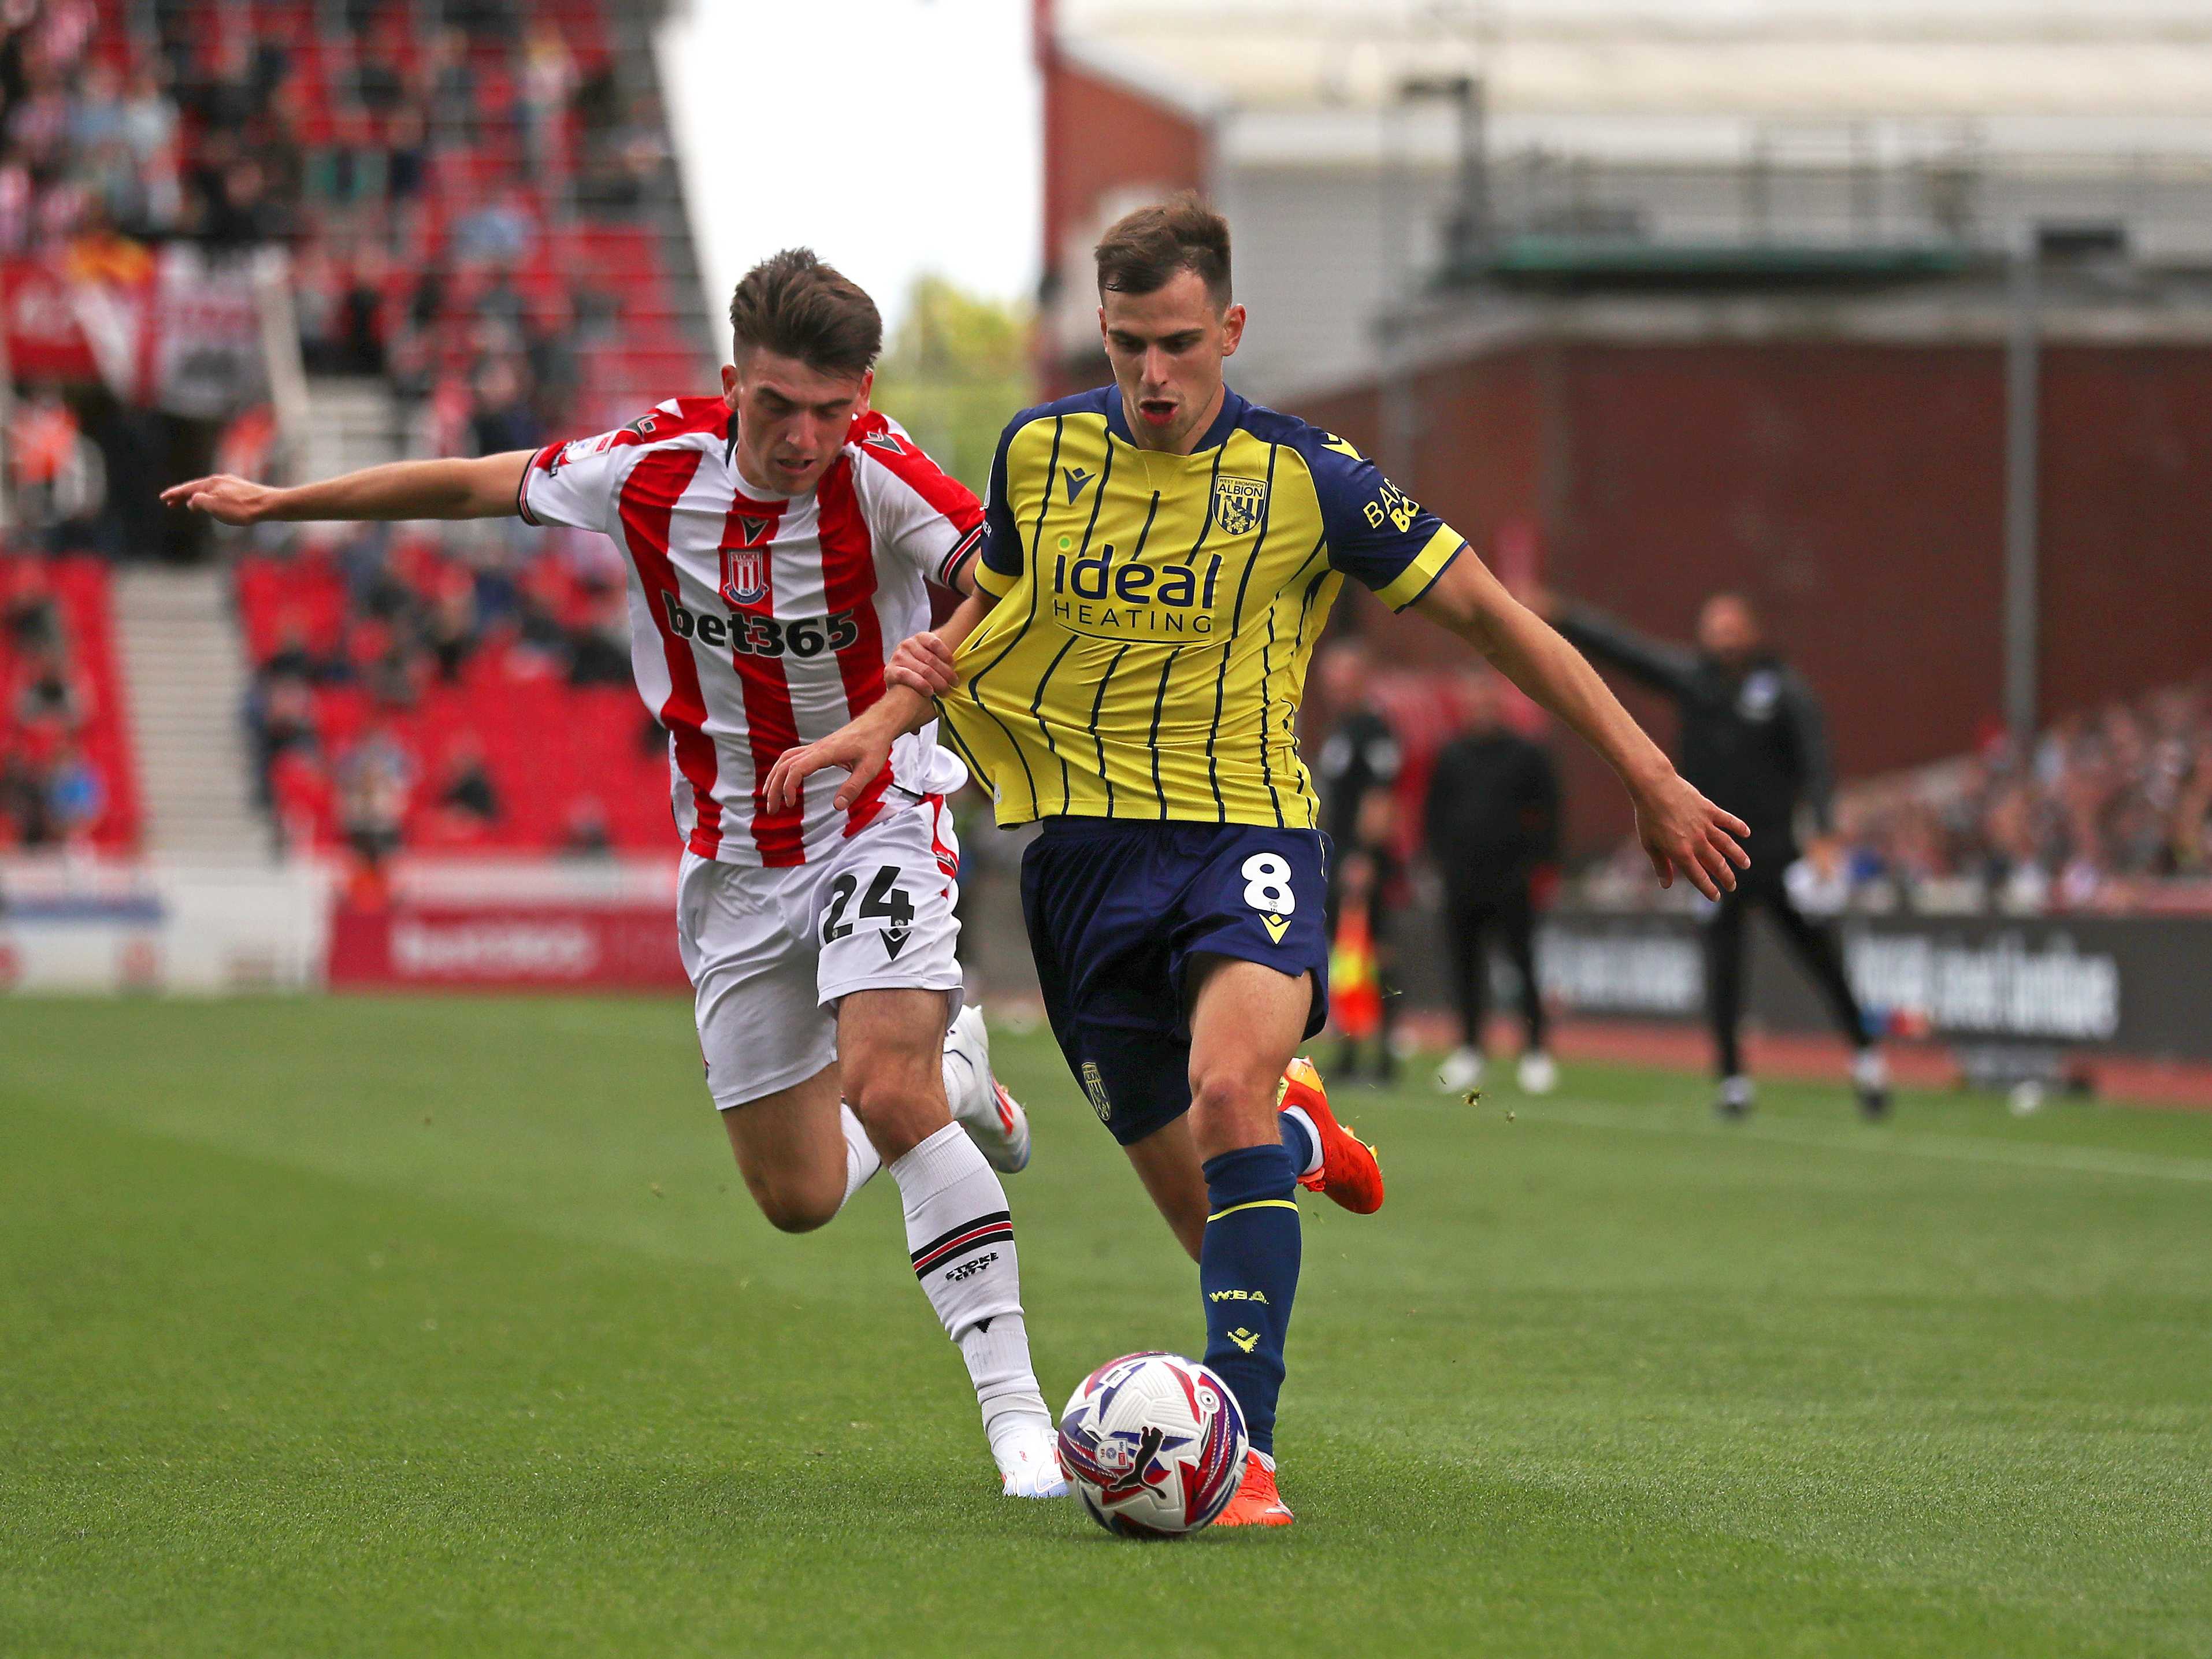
[1506,1097,2212,1185]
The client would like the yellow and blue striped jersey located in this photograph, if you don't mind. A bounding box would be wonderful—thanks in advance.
[937,385,1465,828]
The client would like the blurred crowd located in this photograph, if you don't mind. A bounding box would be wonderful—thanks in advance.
[240,519,647,864]
[0,555,105,849]
[3,0,671,558]
[1829,681,2212,914]
[1307,659,2212,920]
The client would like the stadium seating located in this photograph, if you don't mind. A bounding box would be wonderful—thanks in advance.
[0,554,141,853]
[55,0,717,863]
[235,537,674,857]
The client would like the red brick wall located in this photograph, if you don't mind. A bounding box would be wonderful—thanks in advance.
[2039,346,2212,720]
[1037,39,1208,396]
[1296,337,2212,856]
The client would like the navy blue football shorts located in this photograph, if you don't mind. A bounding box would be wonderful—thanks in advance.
[1020,816,1332,1148]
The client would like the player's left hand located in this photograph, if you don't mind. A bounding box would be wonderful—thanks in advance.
[1632,773,1750,900]
[763,718,893,814]
[885,630,960,697]
[161,473,276,524]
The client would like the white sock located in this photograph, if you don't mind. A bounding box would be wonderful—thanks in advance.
[941,1040,975,1119]
[839,1103,881,1210]
[1280,1103,1324,1179]
[970,1315,1051,1438]
[889,1122,1048,1430]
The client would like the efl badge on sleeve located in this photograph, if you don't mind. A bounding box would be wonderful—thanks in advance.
[1213,476,1268,537]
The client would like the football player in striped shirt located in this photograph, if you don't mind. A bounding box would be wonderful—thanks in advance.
[769,198,1751,1527]
[164,250,1068,1498]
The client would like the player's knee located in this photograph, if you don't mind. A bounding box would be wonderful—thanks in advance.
[1186,1066,1278,1143]
[743,1168,840,1234]
[841,1048,938,1122]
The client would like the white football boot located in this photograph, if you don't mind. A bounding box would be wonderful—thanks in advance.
[989,1413,1068,1498]
[1715,1073,1756,1120]
[1437,1046,1485,1094]
[1516,1049,1560,1095]
[943,1003,1032,1174]
[1852,1047,1892,1120]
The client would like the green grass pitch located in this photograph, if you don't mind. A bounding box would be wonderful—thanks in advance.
[4,996,2211,1657]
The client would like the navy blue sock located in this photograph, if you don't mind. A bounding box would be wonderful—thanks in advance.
[1198,1143,1302,1457]
[1276,1109,1315,1177]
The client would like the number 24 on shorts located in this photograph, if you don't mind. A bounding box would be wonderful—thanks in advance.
[822,865,914,944]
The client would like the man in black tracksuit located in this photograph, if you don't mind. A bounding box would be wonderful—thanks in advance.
[1424,665,1561,1096]
[1550,592,1888,1119]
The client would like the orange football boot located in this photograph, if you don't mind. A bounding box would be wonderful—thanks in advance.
[1278,1056,1384,1215]
[1213,1452,1295,1528]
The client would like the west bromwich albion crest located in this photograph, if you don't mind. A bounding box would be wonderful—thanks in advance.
[1213,475,1268,537]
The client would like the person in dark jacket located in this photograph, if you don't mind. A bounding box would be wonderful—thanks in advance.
[1315,636,1401,855]
[1425,663,1562,1096]
[1546,591,1887,1119]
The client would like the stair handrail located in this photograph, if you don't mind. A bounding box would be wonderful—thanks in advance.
[252,244,313,487]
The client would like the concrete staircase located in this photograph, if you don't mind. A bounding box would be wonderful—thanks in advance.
[299,375,406,478]
[112,567,269,861]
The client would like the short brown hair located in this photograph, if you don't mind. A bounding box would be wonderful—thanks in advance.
[1094,193,1231,309]
[728,248,882,376]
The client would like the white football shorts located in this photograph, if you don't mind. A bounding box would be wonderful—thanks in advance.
[678,793,966,1110]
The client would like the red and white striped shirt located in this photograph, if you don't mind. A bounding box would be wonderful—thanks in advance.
[520,396,983,867]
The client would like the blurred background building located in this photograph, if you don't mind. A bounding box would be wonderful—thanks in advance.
[0,0,2201,1088]
[1036,0,2212,916]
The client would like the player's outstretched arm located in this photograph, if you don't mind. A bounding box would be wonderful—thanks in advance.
[162,451,536,525]
[762,588,998,814]
[1412,550,1750,899]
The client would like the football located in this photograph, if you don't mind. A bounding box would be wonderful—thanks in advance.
[1055,1352,1249,1536]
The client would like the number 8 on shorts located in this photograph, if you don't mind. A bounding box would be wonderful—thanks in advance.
[1242,853,1296,916]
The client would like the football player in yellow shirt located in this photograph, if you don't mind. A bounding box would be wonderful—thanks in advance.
[767,195,1747,1526]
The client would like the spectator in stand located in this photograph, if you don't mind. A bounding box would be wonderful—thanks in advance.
[519,20,576,177]
[305,105,384,217]
[436,732,500,826]
[424,27,477,139]
[1536,588,1889,1120]
[452,188,536,266]
[0,743,53,847]
[4,560,64,655]
[1424,663,1561,1097]
[46,739,102,843]
[385,105,428,205]
[469,355,541,457]
[506,554,571,677]
[1313,636,1405,1082]
[14,645,84,732]
[337,726,414,866]
[248,666,319,805]
[352,21,406,117]
[565,574,630,689]
[421,570,480,684]
[560,795,611,857]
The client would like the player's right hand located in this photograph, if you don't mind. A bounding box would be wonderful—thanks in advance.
[1633,772,1750,900]
[885,630,960,697]
[763,718,894,815]
[161,474,277,525]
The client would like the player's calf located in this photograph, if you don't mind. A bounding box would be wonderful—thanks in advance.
[719,1067,870,1234]
[842,989,1057,1493]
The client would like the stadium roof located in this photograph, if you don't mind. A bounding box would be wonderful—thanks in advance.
[1059,1,2212,140]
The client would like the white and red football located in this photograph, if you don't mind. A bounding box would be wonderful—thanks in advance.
[1055,1352,1248,1536]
